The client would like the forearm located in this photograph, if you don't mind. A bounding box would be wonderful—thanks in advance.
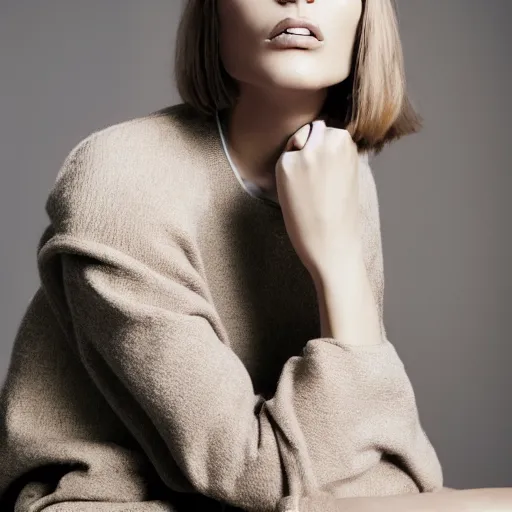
[279,487,512,512]
[312,245,382,345]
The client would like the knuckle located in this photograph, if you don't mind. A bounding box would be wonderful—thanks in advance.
[301,149,316,165]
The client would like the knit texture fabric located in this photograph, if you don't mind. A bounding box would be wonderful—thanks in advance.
[0,103,443,512]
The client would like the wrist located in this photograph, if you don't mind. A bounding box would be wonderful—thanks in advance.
[311,243,383,345]
[310,241,365,289]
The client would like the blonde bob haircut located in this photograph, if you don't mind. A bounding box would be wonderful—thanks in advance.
[175,0,422,155]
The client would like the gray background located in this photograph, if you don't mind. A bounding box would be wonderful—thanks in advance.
[1,0,510,490]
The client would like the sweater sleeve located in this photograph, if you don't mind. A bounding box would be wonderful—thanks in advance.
[37,134,443,512]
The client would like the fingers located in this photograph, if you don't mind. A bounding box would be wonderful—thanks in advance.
[304,119,326,152]
[293,124,312,150]
[284,117,342,154]
[284,123,312,152]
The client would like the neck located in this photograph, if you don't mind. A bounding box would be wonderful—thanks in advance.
[223,85,328,192]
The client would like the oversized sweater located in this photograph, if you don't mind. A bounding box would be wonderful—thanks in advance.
[0,102,444,512]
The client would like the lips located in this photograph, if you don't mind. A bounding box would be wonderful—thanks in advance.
[268,17,324,42]
[267,32,323,50]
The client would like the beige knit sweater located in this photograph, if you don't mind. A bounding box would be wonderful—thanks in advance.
[0,103,443,512]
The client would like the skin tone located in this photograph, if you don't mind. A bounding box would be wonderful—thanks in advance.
[217,0,361,197]
[216,0,512,509]
[321,487,512,512]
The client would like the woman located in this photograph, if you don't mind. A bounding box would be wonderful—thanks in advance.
[1,1,511,511]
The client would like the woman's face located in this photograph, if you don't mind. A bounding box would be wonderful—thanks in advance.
[217,0,363,93]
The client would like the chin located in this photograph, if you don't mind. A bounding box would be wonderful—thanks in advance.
[258,60,343,88]
[263,73,338,92]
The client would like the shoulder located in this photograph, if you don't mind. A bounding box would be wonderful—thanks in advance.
[358,149,382,240]
[45,103,211,235]
[50,102,207,191]
[358,150,379,200]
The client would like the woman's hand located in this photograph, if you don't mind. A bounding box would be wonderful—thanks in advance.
[275,119,361,279]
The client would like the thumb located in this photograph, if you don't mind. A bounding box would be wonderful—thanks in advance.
[284,123,312,152]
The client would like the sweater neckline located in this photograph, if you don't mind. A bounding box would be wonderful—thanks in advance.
[215,109,282,210]
[213,108,371,215]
